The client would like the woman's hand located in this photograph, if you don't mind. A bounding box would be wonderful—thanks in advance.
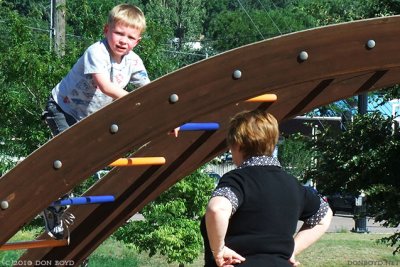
[213,246,245,267]
[289,254,300,266]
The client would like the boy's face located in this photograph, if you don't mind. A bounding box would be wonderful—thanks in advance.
[104,22,142,61]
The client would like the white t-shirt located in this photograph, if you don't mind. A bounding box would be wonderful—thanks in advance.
[51,39,150,120]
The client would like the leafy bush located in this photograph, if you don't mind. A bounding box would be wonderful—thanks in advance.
[115,168,215,265]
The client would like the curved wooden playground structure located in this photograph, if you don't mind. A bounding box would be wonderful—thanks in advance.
[1,15,400,266]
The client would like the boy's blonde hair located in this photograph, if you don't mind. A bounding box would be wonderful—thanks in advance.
[227,110,279,159]
[108,4,146,33]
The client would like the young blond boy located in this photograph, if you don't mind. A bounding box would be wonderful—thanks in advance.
[42,4,149,239]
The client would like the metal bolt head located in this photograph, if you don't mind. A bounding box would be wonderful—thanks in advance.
[169,94,179,103]
[1,201,9,210]
[53,160,62,169]
[366,39,376,49]
[232,70,242,80]
[298,51,309,61]
[110,124,119,134]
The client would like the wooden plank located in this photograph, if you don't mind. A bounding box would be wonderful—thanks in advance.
[0,239,68,251]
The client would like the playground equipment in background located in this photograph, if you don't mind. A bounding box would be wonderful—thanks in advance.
[0,16,398,265]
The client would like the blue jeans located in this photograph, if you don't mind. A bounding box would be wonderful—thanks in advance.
[43,97,77,136]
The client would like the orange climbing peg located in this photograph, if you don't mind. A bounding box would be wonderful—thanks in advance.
[0,239,69,251]
[246,94,277,102]
[110,157,166,167]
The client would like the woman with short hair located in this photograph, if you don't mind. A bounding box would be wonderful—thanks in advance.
[201,109,332,267]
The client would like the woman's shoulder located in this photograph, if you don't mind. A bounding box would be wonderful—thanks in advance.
[219,168,243,181]
[219,167,256,185]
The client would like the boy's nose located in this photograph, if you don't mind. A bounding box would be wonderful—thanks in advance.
[119,37,128,44]
[120,36,128,44]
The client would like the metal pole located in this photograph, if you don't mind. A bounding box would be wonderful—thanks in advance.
[355,93,369,233]
[358,93,368,114]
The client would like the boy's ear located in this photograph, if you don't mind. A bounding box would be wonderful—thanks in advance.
[103,24,109,35]
[132,38,142,48]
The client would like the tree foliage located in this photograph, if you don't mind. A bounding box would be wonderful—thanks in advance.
[142,0,209,68]
[206,0,399,53]
[278,133,314,180]
[114,169,215,265]
[307,113,400,251]
[294,0,395,26]
[144,0,205,43]
[0,6,81,172]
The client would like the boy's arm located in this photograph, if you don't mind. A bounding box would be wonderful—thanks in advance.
[92,73,129,99]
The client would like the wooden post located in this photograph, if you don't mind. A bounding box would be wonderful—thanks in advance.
[52,0,66,56]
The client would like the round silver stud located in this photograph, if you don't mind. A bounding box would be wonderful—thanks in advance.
[232,70,242,80]
[53,160,62,169]
[169,94,179,103]
[366,39,376,49]
[298,51,309,61]
[1,201,9,210]
[110,124,119,134]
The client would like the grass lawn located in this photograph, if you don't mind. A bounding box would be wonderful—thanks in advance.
[0,230,399,266]
[297,233,399,267]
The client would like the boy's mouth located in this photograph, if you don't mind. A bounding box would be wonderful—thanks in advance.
[116,45,126,51]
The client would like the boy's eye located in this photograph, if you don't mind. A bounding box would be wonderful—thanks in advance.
[129,36,141,42]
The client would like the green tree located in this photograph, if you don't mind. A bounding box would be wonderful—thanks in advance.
[203,0,231,35]
[142,0,208,67]
[278,133,314,180]
[114,168,215,266]
[66,0,120,40]
[307,112,400,252]
[205,0,399,53]
[144,0,205,49]
[205,3,315,52]
[1,0,48,19]
[0,6,82,173]
[373,85,400,107]
[294,0,396,26]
